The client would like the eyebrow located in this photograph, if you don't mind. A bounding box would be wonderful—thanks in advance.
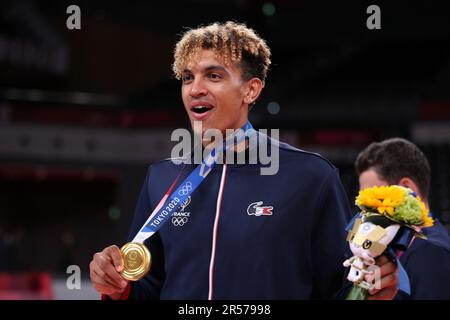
[204,65,227,73]
[183,65,228,74]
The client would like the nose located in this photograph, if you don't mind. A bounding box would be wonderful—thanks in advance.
[189,78,207,98]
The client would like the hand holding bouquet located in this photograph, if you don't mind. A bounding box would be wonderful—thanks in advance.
[343,185,434,300]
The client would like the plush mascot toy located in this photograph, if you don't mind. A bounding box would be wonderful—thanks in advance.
[344,186,434,300]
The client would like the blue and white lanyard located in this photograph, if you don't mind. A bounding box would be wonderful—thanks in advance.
[133,121,255,243]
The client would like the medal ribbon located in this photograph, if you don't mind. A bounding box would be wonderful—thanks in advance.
[133,121,255,243]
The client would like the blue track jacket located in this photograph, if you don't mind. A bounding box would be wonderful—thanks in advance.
[124,133,353,299]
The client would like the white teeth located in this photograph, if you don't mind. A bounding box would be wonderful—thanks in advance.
[192,105,212,113]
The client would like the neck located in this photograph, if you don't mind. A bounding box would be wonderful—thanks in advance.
[200,118,249,148]
[201,133,250,151]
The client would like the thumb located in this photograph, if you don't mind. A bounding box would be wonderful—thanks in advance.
[107,245,124,272]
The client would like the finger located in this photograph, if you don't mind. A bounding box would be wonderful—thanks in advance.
[90,253,126,295]
[90,270,122,294]
[91,268,124,293]
[368,286,397,300]
[368,272,398,295]
[105,272,128,291]
[93,249,127,287]
[92,252,126,287]
[91,267,122,290]
[100,257,128,288]
[365,260,397,284]
[379,260,397,277]
[105,245,124,272]
[374,254,391,267]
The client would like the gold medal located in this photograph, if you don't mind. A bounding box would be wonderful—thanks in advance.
[120,242,151,281]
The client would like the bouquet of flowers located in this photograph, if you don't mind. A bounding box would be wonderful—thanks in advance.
[343,185,434,300]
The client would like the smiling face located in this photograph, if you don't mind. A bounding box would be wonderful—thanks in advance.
[181,49,261,139]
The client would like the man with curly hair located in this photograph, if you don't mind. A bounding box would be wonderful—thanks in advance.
[89,21,398,300]
[356,138,450,299]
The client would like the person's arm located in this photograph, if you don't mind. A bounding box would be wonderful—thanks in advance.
[101,232,166,300]
[122,166,166,300]
[310,168,353,299]
[93,166,166,300]
[309,168,399,299]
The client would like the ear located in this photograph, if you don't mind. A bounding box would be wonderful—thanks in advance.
[399,177,421,197]
[243,78,263,106]
[378,224,400,245]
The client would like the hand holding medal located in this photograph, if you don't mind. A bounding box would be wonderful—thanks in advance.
[89,245,130,296]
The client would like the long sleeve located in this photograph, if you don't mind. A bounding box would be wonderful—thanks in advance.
[310,168,353,299]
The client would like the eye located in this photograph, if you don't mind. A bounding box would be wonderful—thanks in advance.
[208,73,222,80]
[182,74,193,83]
[362,240,372,249]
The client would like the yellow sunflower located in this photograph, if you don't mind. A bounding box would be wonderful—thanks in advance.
[417,196,434,227]
[356,186,405,216]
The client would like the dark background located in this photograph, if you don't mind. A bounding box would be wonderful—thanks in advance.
[0,0,449,282]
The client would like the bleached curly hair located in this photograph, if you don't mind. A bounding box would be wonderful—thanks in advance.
[173,21,271,85]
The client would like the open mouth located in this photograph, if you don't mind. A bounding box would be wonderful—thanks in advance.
[191,105,213,114]
[190,103,214,120]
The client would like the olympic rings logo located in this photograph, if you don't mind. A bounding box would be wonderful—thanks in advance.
[172,216,188,226]
[178,181,193,196]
